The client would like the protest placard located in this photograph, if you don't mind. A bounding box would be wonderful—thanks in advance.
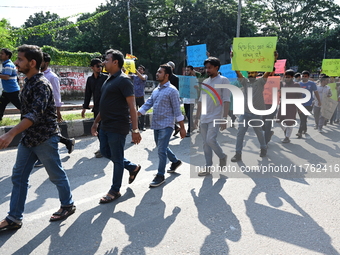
[274,59,286,74]
[123,59,136,74]
[187,44,207,68]
[321,94,338,120]
[321,59,340,77]
[232,37,278,72]
[263,76,281,105]
[328,83,338,101]
[178,75,199,99]
[219,64,237,78]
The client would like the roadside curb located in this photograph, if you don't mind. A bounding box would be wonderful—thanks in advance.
[0,114,152,147]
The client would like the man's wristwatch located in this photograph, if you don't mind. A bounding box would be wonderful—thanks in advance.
[131,129,140,134]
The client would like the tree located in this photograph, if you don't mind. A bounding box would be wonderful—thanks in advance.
[0,19,15,50]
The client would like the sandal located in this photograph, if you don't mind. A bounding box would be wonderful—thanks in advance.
[99,191,121,204]
[0,218,22,232]
[129,165,141,184]
[50,205,76,222]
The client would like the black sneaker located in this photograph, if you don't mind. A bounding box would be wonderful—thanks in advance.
[231,153,241,162]
[260,148,267,157]
[149,174,165,187]
[167,160,182,173]
[66,138,76,154]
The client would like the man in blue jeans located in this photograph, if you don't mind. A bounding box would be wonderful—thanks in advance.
[138,64,186,187]
[0,44,75,232]
[91,49,142,203]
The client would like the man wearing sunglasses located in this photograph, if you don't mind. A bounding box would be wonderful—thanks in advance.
[82,58,108,158]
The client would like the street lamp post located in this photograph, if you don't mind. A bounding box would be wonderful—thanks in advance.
[236,0,242,37]
[127,0,133,55]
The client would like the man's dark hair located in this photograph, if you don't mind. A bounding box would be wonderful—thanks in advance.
[90,58,102,67]
[43,52,51,63]
[294,72,301,78]
[160,63,173,78]
[1,48,12,59]
[319,73,329,79]
[285,69,295,77]
[105,49,124,68]
[187,65,194,70]
[17,44,43,70]
[203,57,221,70]
[138,65,145,71]
[301,70,310,76]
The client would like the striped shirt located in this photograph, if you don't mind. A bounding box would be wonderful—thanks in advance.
[1,59,20,92]
[139,81,184,130]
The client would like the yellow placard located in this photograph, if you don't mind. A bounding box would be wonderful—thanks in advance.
[232,37,278,72]
[321,59,340,77]
[123,59,136,74]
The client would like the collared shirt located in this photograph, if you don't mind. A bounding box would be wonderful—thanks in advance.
[139,81,184,130]
[314,85,332,106]
[131,73,148,97]
[241,77,266,113]
[20,73,59,147]
[43,68,63,107]
[99,70,134,134]
[83,73,108,113]
[1,59,20,92]
[198,74,231,124]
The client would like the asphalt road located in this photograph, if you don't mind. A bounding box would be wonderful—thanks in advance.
[0,121,340,255]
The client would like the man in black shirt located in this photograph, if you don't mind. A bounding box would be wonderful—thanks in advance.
[91,49,142,203]
[82,58,108,158]
[167,61,181,136]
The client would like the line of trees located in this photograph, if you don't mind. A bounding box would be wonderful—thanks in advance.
[2,0,340,76]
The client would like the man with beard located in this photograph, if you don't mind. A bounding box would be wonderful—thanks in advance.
[231,52,278,162]
[138,63,186,187]
[194,57,231,176]
[0,45,75,232]
[34,53,76,167]
[277,69,301,143]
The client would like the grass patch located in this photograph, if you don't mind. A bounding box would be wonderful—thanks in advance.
[0,112,94,127]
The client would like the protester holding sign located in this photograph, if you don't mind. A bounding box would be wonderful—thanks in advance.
[314,74,332,132]
[230,51,278,162]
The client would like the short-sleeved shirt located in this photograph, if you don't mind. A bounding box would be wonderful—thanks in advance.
[198,74,231,124]
[99,70,134,134]
[20,73,59,147]
[131,73,148,97]
[43,68,63,107]
[1,59,20,92]
[241,77,266,113]
[299,81,317,106]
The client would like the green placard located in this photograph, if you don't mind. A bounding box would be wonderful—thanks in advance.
[321,59,340,77]
[232,37,278,72]
[328,83,338,101]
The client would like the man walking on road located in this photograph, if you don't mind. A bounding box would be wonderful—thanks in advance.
[194,57,230,176]
[0,45,75,232]
[82,58,108,158]
[138,63,186,187]
[34,53,76,167]
[91,49,142,203]
[0,48,21,121]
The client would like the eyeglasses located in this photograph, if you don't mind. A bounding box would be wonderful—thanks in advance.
[96,65,103,68]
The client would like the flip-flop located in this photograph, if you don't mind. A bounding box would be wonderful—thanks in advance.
[99,192,121,204]
[129,165,141,184]
[50,205,76,222]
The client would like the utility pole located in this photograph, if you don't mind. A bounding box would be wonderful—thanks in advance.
[127,0,133,55]
[236,0,242,37]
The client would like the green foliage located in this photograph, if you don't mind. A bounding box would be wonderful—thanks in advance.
[0,18,16,49]
[41,46,101,67]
